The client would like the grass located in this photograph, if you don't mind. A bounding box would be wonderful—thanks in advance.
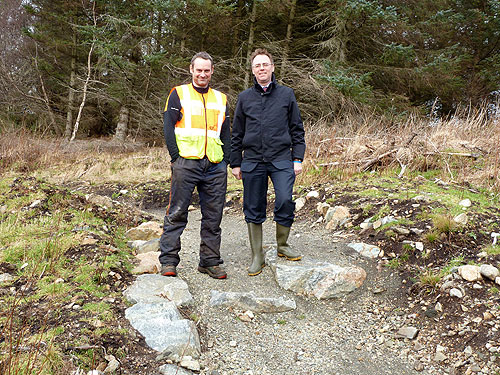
[419,269,442,288]
[0,176,137,374]
[432,214,459,235]
[483,245,500,256]
[441,255,466,276]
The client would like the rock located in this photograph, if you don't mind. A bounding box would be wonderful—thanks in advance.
[458,265,482,282]
[360,221,373,230]
[492,232,500,245]
[132,251,161,274]
[459,198,472,207]
[347,242,382,259]
[294,197,306,212]
[414,360,424,372]
[306,191,319,200]
[179,356,200,371]
[434,351,447,362]
[237,311,254,322]
[88,194,114,208]
[29,199,42,208]
[325,206,350,230]
[210,290,296,313]
[126,221,162,241]
[316,202,330,215]
[158,364,193,375]
[435,302,443,312]
[124,274,193,306]
[393,226,410,235]
[372,219,382,230]
[125,302,200,360]
[424,307,438,318]
[0,273,14,283]
[396,327,419,340]
[450,288,464,298]
[480,264,499,281]
[414,242,424,251]
[104,355,120,373]
[496,276,500,285]
[453,213,468,225]
[410,228,424,235]
[229,340,237,347]
[266,252,366,299]
[135,238,160,254]
[483,311,494,320]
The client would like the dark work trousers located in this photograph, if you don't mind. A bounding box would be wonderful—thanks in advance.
[241,160,295,227]
[159,157,227,267]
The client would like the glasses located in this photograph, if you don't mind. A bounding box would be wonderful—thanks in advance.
[253,63,273,69]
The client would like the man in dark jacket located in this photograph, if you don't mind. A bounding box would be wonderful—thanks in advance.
[230,48,306,276]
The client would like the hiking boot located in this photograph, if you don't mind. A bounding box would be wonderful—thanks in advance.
[197,265,227,279]
[160,264,177,277]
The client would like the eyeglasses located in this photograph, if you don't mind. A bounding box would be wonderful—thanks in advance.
[252,63,273,69]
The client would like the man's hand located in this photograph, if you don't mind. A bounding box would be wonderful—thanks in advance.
[293,162,302,175]
[232,167,242,180]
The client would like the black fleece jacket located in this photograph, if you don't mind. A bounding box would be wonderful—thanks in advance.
[230,75,305,167]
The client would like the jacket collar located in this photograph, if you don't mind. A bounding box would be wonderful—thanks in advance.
[253,73,277,94]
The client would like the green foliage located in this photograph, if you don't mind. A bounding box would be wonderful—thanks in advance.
[317,63,373,102]
[441,255,465,276]
[483,245,500,256]
[381,43,416,67]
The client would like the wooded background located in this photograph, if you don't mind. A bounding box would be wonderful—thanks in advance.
[1,0,499,141]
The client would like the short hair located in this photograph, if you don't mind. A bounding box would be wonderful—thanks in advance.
[190,51,214,67]
[250,48,274,65]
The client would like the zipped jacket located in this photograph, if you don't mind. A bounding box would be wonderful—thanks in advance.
[230,75,305,167]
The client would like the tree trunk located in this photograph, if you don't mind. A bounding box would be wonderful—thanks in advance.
[244,0,257,89]
[64,30,77,140]
[70,42,94,142]
[114,105,129,142]
[231,0,244,57]
[280,0,297,78]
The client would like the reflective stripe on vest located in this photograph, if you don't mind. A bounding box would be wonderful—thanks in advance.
[173,84,226,162]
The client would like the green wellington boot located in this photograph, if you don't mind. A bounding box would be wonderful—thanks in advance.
[276,223,302,261]
[247,223,265,276]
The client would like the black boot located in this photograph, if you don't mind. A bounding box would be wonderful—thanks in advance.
[276,223,302,261]
[247,223,265,276]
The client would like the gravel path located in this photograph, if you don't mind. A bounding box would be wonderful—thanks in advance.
[150,208,433,375]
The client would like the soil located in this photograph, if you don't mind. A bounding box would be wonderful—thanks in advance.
[1,176,499,374]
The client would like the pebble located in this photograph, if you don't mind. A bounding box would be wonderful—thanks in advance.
[229,341,237,347]
[450,288,463,298]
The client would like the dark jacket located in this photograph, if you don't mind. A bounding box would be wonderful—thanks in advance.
[230,75,305,168]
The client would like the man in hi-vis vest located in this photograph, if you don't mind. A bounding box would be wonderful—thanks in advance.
[159,52,230,279]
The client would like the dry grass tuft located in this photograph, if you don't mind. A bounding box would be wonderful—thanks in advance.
[298,104,500,192]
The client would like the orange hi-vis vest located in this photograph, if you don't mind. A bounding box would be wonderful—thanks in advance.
[167,83,227,163]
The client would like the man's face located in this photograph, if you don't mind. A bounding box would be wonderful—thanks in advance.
[190,58,213,88]
[252,54,274,86]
